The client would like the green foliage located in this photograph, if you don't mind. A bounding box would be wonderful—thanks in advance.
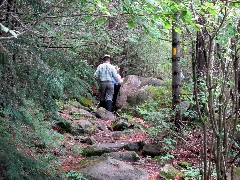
[162,138,176,149]
[0,118,53,179]
[154,153,174,163]
[183,166,201,180]
[158,138,176,162]
[136,97,175,141]
[137,100,173,123]
[62,170,88,180]
[148,86,172,107]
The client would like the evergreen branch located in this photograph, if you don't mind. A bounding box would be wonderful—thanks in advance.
[40,46,73,48]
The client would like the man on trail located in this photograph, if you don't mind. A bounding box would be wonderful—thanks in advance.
[94,54,121,112]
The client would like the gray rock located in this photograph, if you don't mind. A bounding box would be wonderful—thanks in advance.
[83,141,144,157]
[70,107,95,118]
[71,120,96,135]
[102,151,140,162]
[142,143,164,157]
[139,77,163,87]
[116,75,141,108]
[55,119,96,135]
[124,141,145,151]
[111,118,131,131]
[126,86,152,106]
[92,121,110,133]
[112,130,138,140]
[95,107,116,120]
[80,137,96,145]
[83,142,129,157]
[79,156,149,180]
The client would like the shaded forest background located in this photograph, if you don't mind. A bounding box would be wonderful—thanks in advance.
[0,0,240,179]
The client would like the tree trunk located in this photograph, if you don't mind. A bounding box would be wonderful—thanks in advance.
[172,12,181,129]
[196,31,207,77]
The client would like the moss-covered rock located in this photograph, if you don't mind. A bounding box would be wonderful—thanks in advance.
[82,146,112,157]
[82,142,129,157]
[160,164,184,180]
[111,118,131,131]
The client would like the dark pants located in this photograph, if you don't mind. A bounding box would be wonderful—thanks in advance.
[112,84,121,112]
[98,81,114,111]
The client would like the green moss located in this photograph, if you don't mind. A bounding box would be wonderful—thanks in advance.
[79,96,93,108]
[160,171,174,179]
[233,167,240,176]
[82,147,111,157]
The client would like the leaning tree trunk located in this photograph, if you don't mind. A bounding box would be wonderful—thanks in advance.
[172,12,181,129]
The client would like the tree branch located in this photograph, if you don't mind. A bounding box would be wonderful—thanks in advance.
[0,31,28,40]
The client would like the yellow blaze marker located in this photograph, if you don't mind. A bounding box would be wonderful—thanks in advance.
[173,47,177,55]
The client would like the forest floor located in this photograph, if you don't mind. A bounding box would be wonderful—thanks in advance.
[47,105,204,179]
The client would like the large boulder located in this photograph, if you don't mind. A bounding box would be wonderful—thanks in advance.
[117,75,163,108]
[79,156,149,180]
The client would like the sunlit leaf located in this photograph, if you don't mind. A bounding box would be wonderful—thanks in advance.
[209,8,217,15]
[174,27,182,34]
[128,21,135,28]
[154,14,160,19]
[163,21,171,29]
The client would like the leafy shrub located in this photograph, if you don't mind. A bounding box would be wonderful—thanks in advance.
[148,86,172,108]
[183,166,201,180]
[62,170,88,180]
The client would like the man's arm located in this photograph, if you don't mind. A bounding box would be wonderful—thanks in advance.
[112,68,122,84]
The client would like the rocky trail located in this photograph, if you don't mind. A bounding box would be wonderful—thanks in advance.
[54,105,162,179]
[43,75,206,179]
[49,101,202,180]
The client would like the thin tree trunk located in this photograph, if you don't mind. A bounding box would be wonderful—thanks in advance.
[172,12,181,129]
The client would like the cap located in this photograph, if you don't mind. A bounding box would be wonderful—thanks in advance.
[103,54,111,58]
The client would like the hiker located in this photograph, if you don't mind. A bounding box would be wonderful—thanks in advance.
[94,54,121,112]
[112,66,123,112]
